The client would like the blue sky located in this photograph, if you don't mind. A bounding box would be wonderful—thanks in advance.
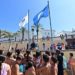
[0,0,75,33]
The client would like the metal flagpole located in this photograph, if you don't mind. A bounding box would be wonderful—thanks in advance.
[28,10,30,50]
[37,25,38,42]
[48,1,53,49]
[35,24,39,50]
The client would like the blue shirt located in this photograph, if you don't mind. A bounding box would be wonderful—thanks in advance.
[19,64,25,73]
[63,56,67,69]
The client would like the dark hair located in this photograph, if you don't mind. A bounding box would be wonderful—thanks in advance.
[56,50,61,55]
[51,52,55,57]
[36,51,41,58]
[33,54,36,57]
[0,55,5,74]
[70,53,73,57]
[45,51,50,56]
[6,52,12,57]
[43,54,49,63]
[26,51,31,62]
[26,61,33,70]
[28,61,33,68]
[51,57,57,64]
[13,55,16,59]
[0,50,3,55]
[61,52,64,56]
[24,53,26,57]
[16,49,20,56]
[26,51,30,55]
[16,56,22,60]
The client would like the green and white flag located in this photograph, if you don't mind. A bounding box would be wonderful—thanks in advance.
[19,13,28,28]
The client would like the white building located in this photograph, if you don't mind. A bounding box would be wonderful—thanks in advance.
[38,26,55,39]
[42,29,55,38]
[15,30,32,41]
[57,30,75,39]
[34,25,55,39]
[15,25,56,41]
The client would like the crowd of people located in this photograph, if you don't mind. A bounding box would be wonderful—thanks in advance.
[0,49,75,75]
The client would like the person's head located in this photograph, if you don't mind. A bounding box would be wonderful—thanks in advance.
[0,50,3,55]
[26,51,30,55]
[24,53,26,57]
[36,51,41,58]
[43,43,45,45]
[6,52,12,58]
[56,50,61,55]
[45,51,50,56]
[13,55,16,59]
[51,57,57,64]
[61,52,64,56]
[0,55,5,71]
[51,52,55,57]
[26,61,33,70]
[70,53,73,58]
[16,56,22,64]
[27,61,33,68]
[42,54,49,64]
[33,54,36,58]
[12,47,14,50]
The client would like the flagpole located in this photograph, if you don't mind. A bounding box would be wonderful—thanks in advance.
[36,24,39,50]
[37,25,38,42]
[48,1,53,48]
[28,10,30,50]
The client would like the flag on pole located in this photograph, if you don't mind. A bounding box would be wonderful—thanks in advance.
[19,13,28,28]
[33,5,49,25]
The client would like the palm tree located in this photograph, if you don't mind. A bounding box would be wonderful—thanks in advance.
[13,32,19,42]
[2,31,13,42]
[36,23,42,42]
[20,27,25,42]
[4,31,14,51]
[60,34,64,40]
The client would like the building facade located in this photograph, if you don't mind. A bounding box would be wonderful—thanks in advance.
[57,30,75,49]
[33,26,55,40]
[16,30,32,41]
[42,29,55,38]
